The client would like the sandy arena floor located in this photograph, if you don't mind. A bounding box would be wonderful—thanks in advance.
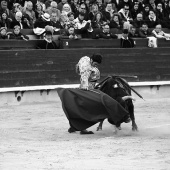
[0,97,170,170]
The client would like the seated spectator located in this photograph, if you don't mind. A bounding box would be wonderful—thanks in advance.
[74,3,89,21]
[88,4,99,21]
[35,3,44,20]
[64,12,76,29]
[99,24,117,39]
[34,13,52,28]
[23,1,36,28]
[60,11,69,28]
[118,4,133,29]
[46,1,60,18]
[138,23,152,38]
[131,3,141,20]
[91,11,106,29]
[10,11,31,29]
[0,12,11,28]
[118,0,133,11]
[0,0,13,20]
[142,4,150,20]
[61,3,72,16]
[61,26,80,39]
[120,29,135,48]
[152,24,170,38]
[129,26,139,37]
[74,12,93,38]
[8,25,29,40]
[149,0,156,12]
[0,27,9,39]
[50,12,63,29]
[96,0,105,12]
[57,0,68,12]
[36,30,59,49]
[102,3,117,22]
[70,0,79,14]
[146,10,160,28]
[109,13,123,29]
[156,3,165,21]
[132,13,144,29]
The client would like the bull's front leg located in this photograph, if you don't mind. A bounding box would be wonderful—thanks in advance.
[96,120,104,131]
[132,120,138,131]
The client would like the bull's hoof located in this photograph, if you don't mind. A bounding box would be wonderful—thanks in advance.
[80,130,94,135]
[124,117,131,123]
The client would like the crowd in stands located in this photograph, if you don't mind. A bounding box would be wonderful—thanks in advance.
[1,0,170,48]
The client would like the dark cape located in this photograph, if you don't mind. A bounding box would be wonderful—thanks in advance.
[57,88,129,131]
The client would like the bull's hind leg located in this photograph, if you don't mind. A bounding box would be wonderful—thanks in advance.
[96,119,104,131]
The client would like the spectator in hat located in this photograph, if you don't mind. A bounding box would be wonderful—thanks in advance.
[120,29,135,48]
[8,25,29,40]
[34,13,52,28]
[36,30,59,49]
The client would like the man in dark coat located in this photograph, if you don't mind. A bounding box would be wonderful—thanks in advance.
[36,31,59,49]
[120,29,135,48]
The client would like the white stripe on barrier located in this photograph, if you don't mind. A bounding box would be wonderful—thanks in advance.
[0,81,170,93]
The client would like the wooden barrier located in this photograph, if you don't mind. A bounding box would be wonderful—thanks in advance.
[0,48,170,88]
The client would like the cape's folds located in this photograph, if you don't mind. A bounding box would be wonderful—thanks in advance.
[57,88,128,131]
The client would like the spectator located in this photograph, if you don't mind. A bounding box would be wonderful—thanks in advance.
[132,13,144,28]
[118,0,133,11]
[88,4,99,21]
[138,23,152,37]
[64,12,76,29]
[61,26,80,39]
[0,27,9,39]
[8,25,29,40]
[131,3,140,20]
[142,4,150,20]
[35,3,44,19]
[129,26,139,37]
[74,3,89,21]
[70,0,79,14]
[46,1,60,18]
[74,12,93,38]
[36,30,59,49]
[120,29,135,48]
[34,13,52,28]
[96,0,105,12]
[118,4,133,23]
[152,24,170,38]
[148,0,156,11]
[0,12,11,28]
[10,11,31,29]
[99,24,117,38]
[23,1,36,28]
[156,3,165,20]
[109,13,123,29]
[60,11,69,28]
[61,3,72,16]
[91,11,106,29]
[50,12,63,29]
[146,10,160,28]
[102,3,117,22]
[45,0,53,9]
[57,0,68,12]
[0,0,13,20]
